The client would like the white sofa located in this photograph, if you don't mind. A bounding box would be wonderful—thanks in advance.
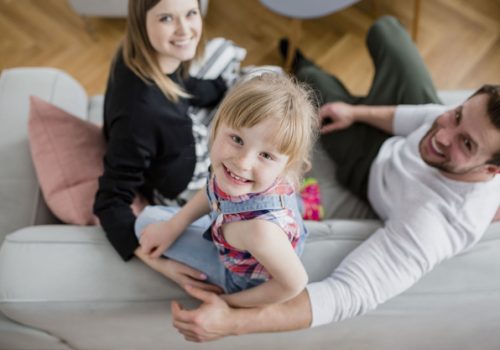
[0,67,499,350]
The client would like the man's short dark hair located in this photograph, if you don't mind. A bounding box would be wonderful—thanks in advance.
[471,85,500,165]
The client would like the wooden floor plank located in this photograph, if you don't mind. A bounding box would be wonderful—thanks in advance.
[0,0,498,95]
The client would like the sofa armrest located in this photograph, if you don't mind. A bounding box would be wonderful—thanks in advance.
[0,68,88,119]
[0,68,90,241]
[0,225,183,303]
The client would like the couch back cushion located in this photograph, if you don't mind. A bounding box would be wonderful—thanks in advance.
[0,68,88,242]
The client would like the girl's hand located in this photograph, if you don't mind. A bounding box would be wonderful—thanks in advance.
[135,248,223,294]
[319,102,356,134]
[162,260,224,294]
[139,220,181,258]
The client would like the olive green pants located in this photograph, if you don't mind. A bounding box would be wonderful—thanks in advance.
[296,16,441,202]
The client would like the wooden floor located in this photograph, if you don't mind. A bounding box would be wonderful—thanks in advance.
[1,0,499,96]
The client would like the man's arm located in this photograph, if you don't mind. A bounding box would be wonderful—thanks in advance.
[320,102,396,135]
[172,205,461,341]
[171,286,312,342]
[493,206,500,222]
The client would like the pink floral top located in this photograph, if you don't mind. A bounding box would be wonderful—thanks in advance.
[206,176,302,281]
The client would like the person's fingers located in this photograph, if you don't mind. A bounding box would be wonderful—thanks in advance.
[183,284,217,303]
[174,325,205,343]
[139,237,156,256]
[138,236,147,249]
[171,300,193,323]
[319,103,333,115]
[320,122,342,134]
[172,319,197,332]
[187,281,224,294]
[203,284,224,294]
[318,111,332,122]
[141,245,153,257]
[171,300,182,314]
[150,246,163,259]
[182,277,214,290]
[172,314,206,342]
[184,334,202,343]
[179,264,207,280]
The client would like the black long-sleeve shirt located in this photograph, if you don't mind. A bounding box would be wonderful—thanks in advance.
[94,54,226,261]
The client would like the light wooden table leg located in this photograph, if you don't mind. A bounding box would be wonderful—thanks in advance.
[284,18,302,72]
[412,0,421,42]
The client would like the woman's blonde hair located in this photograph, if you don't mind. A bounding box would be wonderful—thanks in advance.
[210,73,319,187]
[121,0,204,102]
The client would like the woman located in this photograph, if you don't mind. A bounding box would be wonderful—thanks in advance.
[94,0,226,291]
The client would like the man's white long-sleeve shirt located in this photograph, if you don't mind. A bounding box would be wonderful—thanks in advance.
[306,104,500,326]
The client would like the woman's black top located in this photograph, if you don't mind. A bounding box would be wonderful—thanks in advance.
[94,54,226,261]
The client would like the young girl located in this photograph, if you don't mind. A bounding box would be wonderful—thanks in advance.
[93,0,227,291]
[136,73,318,307]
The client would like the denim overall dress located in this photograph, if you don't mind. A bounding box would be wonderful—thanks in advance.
[135,187,307,293]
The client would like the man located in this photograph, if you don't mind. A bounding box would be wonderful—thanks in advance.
[170,16,500,341]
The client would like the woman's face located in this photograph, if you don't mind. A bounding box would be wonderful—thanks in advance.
[146,0,202,73]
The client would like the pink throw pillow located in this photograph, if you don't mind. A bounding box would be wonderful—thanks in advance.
[28,96,147,225]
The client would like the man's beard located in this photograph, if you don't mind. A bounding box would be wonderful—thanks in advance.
[419,124,482,176]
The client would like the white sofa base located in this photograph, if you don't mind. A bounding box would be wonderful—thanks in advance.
[2,221,500,349]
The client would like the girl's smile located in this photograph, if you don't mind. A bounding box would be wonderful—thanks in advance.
[210,118,289,197]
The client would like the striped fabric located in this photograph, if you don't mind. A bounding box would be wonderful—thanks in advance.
[184,38,247,192]
[178,38,285,197]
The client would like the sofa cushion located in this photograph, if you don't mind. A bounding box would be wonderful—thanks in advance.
[28,96,146,226]
[28,96,104,225]
[0,68,89,242]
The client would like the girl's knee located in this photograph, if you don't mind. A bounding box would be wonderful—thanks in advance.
[134,205,177,237]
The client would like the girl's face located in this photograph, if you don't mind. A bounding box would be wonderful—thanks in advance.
[146,0,202,73]
[210,118,290,197]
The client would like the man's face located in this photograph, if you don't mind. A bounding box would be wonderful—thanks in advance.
[419,93,500,181]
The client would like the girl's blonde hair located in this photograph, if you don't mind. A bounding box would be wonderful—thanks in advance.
[121,0,204,102]
[210,73,319,187]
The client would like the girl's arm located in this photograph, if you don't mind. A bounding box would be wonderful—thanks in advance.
[139,186,211,258]
[221,219,308,308]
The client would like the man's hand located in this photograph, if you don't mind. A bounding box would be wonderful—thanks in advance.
[171,285,236,342]
[172,287,313,342]
[319,102,356,134]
